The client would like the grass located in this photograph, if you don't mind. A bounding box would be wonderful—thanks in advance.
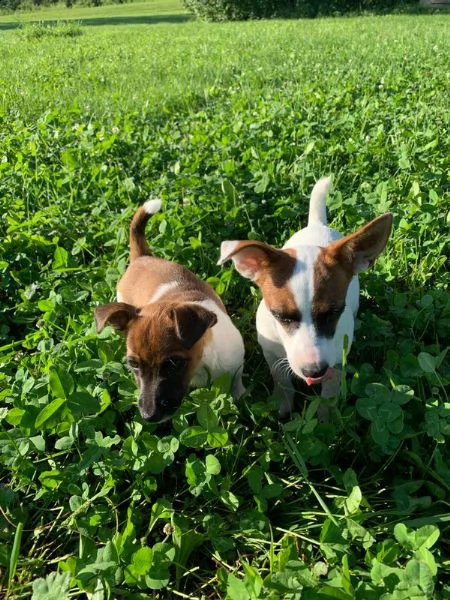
[1,15,448,118]
[0,0,187,22]
[0,2,449,598]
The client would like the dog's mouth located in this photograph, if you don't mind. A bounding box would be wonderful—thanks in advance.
[303,367,335,386]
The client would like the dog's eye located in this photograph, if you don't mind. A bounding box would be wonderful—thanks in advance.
[127,357,140,371]
[161,356,187,377]
[279,316,295,324]
[271,310,301,326]
[313,304,346,338]
[324,305,345,320]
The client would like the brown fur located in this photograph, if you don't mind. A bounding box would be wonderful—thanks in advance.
[126,303,210,384]
[95,202,244,422]
[219,241,298,316]
[129,206,153,261]
[118,256,226,312]
[255,247,299,318]
[325,213,393,273]
[312,248,353,318]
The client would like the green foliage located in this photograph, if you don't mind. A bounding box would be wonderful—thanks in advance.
[18,20,83,40]
[0,0,130,13]
[182,0,420,21]
[0,9,449,600]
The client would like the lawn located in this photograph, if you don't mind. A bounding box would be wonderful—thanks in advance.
[0,2,449,598]
[0,0,187,23]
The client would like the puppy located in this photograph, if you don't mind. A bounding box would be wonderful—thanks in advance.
[95,199,245,423]
[218,177,392,417]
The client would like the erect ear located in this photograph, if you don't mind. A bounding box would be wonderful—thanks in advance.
[172,305,218,349]
[218,240,289,282]
[326,213,393,274]
[94,302,139,333]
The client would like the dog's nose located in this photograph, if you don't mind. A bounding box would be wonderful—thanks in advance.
[301,364,329,379]
[139,406,157,422]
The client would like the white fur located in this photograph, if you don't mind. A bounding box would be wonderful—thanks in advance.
[308,176,331,226]
[256,180,360,416]
[148,281,179,303]
[280,246,357,372]
[217,241,239,265]
[190,299,245,398]
[143,198,162,215]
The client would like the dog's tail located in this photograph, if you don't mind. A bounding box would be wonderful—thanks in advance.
[129,198,162,261]
[308,176,331,226]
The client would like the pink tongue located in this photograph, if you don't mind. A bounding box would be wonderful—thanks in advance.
[305,368,335,386]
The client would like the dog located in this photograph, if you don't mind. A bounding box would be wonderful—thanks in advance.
[218,177,392,417]
[95,199,245,423]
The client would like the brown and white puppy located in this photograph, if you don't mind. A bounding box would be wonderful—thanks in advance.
[218,177,392,417]
[95,199,245,423]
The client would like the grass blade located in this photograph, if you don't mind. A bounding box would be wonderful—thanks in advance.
[8,521,24,593]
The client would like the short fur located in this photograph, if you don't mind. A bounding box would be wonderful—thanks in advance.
[219,177,393,417]
[95,200,245,423]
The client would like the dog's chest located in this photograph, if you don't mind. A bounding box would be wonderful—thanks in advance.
[191,300,245,385]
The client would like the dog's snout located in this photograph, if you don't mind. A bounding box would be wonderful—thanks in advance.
[139,389,183,423]
[139,406,157,422]
[301,364,329,379]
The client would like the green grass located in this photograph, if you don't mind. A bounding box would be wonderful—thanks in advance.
[0,0,187,23]
[1,15,449,118]
[0,5,449,599]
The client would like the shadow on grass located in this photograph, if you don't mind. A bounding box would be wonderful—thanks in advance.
[0,13,192,31]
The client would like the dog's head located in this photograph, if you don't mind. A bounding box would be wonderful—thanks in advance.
[94,302,217,422]
[219,213,392,384]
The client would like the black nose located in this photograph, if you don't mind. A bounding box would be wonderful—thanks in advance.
[139,407,158,422]
[302,364,328,379]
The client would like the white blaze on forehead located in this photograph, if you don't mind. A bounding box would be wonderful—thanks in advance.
[277,245,330,373]
[289,245,321,326]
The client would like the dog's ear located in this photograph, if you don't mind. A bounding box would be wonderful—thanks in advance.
[218,240,290,281]
[94,302,139,333]
[327,213,393,274]
[172,305,217,349]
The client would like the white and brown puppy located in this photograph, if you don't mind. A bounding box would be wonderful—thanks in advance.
[95,199,245,423]
[219,177,392,417]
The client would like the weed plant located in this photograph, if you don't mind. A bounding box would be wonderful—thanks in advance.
[0,10,449,599]
[18,19,83,39]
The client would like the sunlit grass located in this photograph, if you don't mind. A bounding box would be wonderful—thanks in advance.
[0,14,448,118]
[0,5,449,597]
[0,0,186,23]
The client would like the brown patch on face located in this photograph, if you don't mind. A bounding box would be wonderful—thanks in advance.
[126,302,213,379]
[220,240,300,324]
[124,302,215,422]
[311,248,353,338]
[256,248,301,327]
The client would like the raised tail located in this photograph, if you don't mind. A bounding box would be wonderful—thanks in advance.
[308,176,331,226]
[129,198,162,261]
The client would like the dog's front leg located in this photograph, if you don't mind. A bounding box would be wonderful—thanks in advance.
[231,366,245,400]
[256,302,295,418]
[261,347,296,418]
[316,369,341,422]
[320,369,341,398]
